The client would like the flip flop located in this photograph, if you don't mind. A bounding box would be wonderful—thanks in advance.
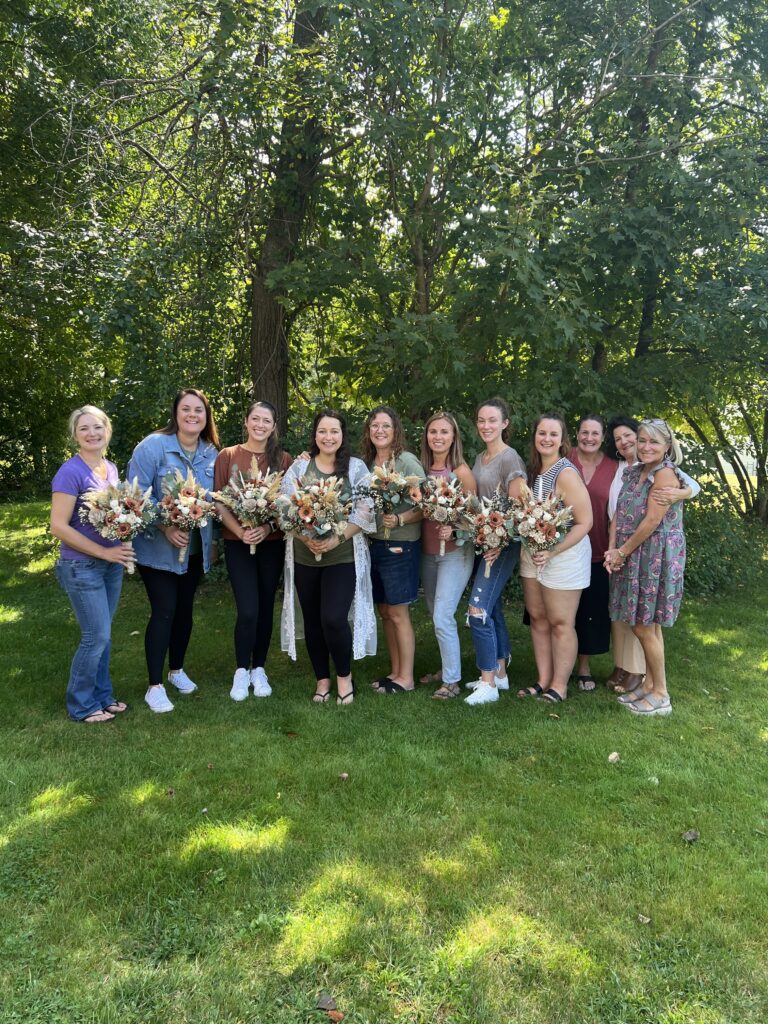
[79,710,115,724]
[103,701,129,714]
[376,679,414,695]
[574,674,596,692]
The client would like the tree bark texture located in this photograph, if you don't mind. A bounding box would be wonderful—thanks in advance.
[249,6,326,433]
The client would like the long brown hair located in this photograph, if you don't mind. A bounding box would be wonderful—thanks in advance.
[309,409,351,478]
[420,411,467,473]
[244,399,285,472]
[158,388,220,448]
[360,405,407,467]
[526,412,570,484]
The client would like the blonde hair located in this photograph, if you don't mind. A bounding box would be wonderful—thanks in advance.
[68,405,112,451]
[638,418,682,465]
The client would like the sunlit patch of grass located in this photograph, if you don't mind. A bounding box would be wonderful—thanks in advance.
[279,859,425,967]
[123,781,167,806]
[0,500,766,1023]
[0,785,92,849]
[181,817,291,858]
[25,556,55,575]
[0,605,22,623]
[435,903,596,977]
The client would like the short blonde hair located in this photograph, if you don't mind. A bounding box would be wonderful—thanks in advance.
[68,405,113,450]
[638,418,682,465]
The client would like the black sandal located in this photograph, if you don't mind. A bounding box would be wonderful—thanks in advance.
[517,683,544,698]
[376,679,413,695]
[312,688,331,703]
[538,689,566,703]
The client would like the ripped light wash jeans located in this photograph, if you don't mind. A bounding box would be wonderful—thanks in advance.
[467,543,519,673]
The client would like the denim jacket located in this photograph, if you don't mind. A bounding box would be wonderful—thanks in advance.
[127,432,218,573]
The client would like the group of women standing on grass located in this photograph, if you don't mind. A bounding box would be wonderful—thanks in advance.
[51,390,696,724]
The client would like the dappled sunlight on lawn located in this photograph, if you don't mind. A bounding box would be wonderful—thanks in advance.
[180,818,291,859]
[0,605,23,624]
[123,781,167,806]
[278,859,425,967]
[432,902,597,980]
[0,784,92,849]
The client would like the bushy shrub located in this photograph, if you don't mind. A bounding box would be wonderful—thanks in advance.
[682,490,765,598]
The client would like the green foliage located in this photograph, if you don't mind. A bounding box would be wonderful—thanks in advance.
[682,489,765,599]
[1,0,767,528]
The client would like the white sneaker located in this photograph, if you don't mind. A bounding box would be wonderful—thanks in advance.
[250,667,272,697]
[145,685,174,713]
[230,668,250,701]
[464,682,500,705]
[168,668,197,694]
[466,673,509,691]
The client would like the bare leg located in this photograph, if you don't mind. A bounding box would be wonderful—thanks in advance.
[632,623,666,698]
[541,587,582,698]
[387,603,415,688]
[522,579,552,689]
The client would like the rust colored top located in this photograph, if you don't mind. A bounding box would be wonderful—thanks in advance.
[214,445,293,542]
[569,449,618,561]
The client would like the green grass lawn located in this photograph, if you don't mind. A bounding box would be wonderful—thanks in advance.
[1,502,767,1024]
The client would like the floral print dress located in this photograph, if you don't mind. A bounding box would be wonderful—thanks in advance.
[608,459,686,627]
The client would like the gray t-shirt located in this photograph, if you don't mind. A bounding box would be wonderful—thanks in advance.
[471,446,526,499]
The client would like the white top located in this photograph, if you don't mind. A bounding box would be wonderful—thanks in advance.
[279,457,377,661]
[608,460,700,521]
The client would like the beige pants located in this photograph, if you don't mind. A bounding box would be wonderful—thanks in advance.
[612,619,646,674]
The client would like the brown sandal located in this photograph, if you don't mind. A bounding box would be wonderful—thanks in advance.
[605,668,627,692]
[419,670,443,685]
[432,683,460,700]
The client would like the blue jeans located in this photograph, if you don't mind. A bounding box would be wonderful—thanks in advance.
[56,559,123,720]
[467,544,519,673]
[421,544,475,684]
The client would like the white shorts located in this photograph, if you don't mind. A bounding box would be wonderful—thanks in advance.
[519,535,591,590]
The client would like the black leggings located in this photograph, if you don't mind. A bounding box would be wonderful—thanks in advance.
[294,561,356,679]
[138,557,203,685]
[224,539,285,669]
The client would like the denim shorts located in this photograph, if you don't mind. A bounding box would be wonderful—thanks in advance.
[370,538,421,605]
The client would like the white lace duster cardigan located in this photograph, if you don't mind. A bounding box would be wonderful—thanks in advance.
[279,457,377,661]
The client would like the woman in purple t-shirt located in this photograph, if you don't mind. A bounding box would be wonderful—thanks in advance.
[51,405,135,723]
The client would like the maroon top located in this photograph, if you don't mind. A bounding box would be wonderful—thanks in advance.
[569,449,618,562]
[214,446,293,542]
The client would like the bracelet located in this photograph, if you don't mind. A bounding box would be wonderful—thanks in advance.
[617,548,627,560]
[397,514,403,528]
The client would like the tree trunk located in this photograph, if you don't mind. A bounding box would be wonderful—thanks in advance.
[249,6,327,433]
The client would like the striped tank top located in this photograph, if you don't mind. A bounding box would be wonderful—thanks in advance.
[533,457,576,499]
